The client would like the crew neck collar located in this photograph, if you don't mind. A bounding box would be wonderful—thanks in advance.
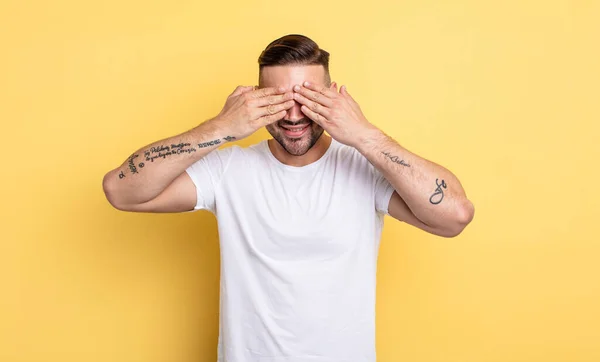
[263,138,337,172]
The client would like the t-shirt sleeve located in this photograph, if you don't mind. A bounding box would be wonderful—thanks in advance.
[373,168,396,215]
[185,145,236,214]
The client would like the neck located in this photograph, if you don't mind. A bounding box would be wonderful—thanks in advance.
[268,135,332,167]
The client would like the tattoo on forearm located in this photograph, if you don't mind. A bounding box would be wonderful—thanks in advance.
[143,142,198,163]
[429,178,447,205]
[118,137,236,180]
[198,139,221,148]
[382,151,410,167]
[127,154,141,174]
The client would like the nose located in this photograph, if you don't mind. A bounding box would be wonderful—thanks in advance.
[285,99,305,122]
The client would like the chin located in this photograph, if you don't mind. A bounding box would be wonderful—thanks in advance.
[267,122,324,156]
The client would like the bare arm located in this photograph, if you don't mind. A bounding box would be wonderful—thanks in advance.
[102,85,295,212]
[357,129,475,236]
[291,81,474,237]
[102,120,233,210]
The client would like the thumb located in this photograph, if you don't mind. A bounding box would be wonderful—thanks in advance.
[340,85,350,96]
[341,85,359,106]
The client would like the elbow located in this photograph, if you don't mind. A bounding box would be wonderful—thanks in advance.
[442,199,475,238]
[102,172,126,211]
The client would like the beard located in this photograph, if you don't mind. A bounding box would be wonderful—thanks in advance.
[266,118,325,156]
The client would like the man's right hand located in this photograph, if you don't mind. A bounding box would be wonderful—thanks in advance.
[212,86,295,140]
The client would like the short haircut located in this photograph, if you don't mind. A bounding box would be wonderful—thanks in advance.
[258,34,331,85]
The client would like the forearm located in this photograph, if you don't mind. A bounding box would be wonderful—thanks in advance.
[102,118,234,206]
[356,127,474,230]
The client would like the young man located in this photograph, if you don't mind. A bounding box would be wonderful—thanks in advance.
[103,34,474,362]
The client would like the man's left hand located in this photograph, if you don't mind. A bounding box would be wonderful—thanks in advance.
[293,82,377,148]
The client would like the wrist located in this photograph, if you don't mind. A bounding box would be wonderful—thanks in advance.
[354,125,386,154]
[200,117,237,143]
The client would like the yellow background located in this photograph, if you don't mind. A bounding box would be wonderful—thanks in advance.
[1,0,599,361]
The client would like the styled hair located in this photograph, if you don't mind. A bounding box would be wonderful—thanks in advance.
[258,34,331,84]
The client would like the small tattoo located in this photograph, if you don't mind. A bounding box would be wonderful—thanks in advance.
[198,139,222,148]
[127,154,139,174]
[382,151,410,167]
[429,178,447,205]
[223,136,236,142]
[118,171,126,179]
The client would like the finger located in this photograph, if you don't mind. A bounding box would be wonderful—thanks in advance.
[256,110,288,126]
[293,84,334,108]
[341,85,357,102]
[250,86,287,99]
[293,93,331,119]
[341,85,350,97]
[256,100,295,118]
[253,92,294,107]
[300,104,326,127]
[341,85,360,108]
[302,81,338,99]
[231,85,254,97]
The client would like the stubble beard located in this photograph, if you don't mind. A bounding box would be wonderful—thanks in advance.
[266,120,325,156]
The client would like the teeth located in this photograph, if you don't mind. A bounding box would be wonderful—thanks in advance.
[283,125,308,131]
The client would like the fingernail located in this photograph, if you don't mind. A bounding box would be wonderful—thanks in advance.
[304,81,310,86]
[279,86,286,92]
[293,85,301,91]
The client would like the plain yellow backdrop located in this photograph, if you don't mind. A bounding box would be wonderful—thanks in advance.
[1,0,599,361]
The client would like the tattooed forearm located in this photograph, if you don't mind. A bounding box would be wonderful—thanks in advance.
[118,137,236,180]
[382,151,410,167]
[429,178,447,205]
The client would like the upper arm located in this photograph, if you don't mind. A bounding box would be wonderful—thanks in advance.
[387,190,456,238]
[116,171,198,213]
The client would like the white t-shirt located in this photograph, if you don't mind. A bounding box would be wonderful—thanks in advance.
[185,138,395,362]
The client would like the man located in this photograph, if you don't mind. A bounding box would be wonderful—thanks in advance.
[103,34,474,362]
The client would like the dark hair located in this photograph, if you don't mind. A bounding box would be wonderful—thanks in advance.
[258,34,330,84]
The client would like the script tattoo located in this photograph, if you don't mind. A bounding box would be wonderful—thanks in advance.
[144,142,198,163]
[117,137,235,179]
[198,139,222,148]
[382,151,410,167]
[127,154,139,174]
[429,179,447,205]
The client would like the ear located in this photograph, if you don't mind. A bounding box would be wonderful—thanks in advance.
[330,81,338,91]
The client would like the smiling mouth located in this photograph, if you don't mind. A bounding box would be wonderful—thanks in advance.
[280,123,311,137]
